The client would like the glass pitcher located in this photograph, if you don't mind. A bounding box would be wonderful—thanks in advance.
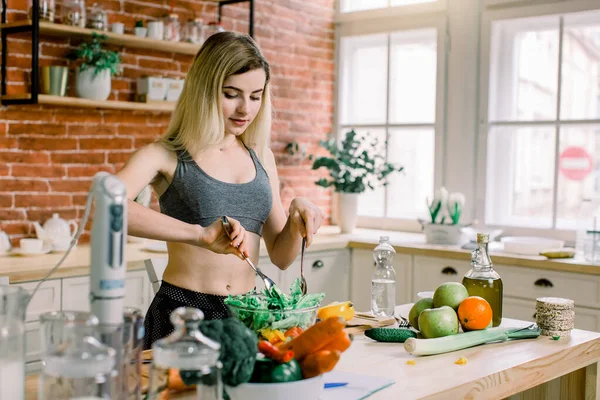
[0,285,28,400]
[148,307,223,400]
[38,310,116,400]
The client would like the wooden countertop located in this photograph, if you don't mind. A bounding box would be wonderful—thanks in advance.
[1,227,599,283]
[337,311,600,399]
[23,308,600,399]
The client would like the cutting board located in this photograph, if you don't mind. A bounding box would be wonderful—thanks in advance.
[345,313,396,335]
[321,371,395,400]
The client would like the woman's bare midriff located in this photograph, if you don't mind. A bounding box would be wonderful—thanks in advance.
[161,232,261,296]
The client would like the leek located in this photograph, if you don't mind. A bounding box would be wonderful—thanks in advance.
[404,325,540,356]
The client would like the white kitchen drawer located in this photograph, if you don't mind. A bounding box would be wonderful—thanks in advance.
[497,264,600,309]
[281,249,351,305]
[350,249,412,312]
[503,297,600,332]
[413,256,471,296]
[62,270,151,314]
[25,321,42,364]
[14,279,61,322]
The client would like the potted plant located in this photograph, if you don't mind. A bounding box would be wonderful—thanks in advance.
[311,129,403,233]
[68,33,121,101]
[421,187,467,245]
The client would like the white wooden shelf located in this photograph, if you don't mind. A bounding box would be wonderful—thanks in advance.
[1,93,175,112]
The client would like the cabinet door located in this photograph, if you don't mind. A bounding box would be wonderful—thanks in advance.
[14,279,61,322]
[350,249,412,312]
[413,256,471,298]
[62,270,151,314]
[280,249,351,305]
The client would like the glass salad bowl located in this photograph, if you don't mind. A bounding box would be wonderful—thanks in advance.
[225,279,324,342]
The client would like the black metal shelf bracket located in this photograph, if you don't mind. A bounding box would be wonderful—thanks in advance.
[1,0,39,105]
[218,0,254,38]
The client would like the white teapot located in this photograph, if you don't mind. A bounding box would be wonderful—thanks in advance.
[33,213,78,251]
[0,229,11,253]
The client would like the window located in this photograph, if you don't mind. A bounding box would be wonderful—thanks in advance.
[337,26,440,221]
[340,0,437,13]
[483,9,600,230]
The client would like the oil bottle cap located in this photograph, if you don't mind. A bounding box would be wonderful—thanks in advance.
[477,233,490,244]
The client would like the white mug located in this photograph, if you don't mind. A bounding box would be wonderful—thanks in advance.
[111,22,124,35]
[147,20,164,40]
[20,238,44,254]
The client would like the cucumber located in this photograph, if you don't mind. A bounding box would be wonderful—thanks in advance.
[364,328,417,343]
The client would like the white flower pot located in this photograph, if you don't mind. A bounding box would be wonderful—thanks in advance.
[338,193,359,234]
[423,223,467,246]
[76,68,111,101]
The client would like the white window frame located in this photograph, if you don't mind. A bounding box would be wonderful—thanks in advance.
[334,1,448,232]
[476,0,600,242]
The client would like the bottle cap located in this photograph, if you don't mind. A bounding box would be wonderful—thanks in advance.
[379,236,389,242]
[477,233,490,244]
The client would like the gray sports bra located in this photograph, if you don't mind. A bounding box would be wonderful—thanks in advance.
[159,145,273,236]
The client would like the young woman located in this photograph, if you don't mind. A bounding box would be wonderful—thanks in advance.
[116,32,324,349]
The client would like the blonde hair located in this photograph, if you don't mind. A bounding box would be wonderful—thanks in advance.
[159,32,272,161]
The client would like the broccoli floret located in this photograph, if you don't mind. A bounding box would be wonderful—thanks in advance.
[199,317,258,387]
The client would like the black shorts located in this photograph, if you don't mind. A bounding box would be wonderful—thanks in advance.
[143,281,232,350]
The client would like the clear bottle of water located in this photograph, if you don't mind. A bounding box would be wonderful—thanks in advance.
[371,236,396,317]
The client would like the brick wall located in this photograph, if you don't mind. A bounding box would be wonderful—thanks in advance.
[0,0,335,245]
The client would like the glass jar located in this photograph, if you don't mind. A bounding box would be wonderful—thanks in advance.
[182,18,204,44]
[462,233,503,327]
[148,307,222,400]
[86,2,108,31]
[28,0,56,22]
[61,0,85,28]
[163,13,181,42]
[0,285,28,400]
[38,310,116,400]
[203,21,224,39]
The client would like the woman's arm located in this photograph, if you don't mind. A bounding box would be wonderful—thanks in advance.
[261,149,324,270]
[116,143,250,258]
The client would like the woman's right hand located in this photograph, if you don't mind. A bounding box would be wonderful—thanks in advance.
[199,216,249,260]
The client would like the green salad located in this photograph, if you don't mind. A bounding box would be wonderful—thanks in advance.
[224,278,325,332]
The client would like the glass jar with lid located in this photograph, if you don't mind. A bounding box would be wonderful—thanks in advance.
[163,13,181,42]
[148,307,222,400]
[61,0,85,28]
[28,0,56,22]
[203,21,225,39]
[86,2,108,31]
[182,18,204,44]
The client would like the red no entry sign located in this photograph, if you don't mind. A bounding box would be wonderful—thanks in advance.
[559,146,593,181]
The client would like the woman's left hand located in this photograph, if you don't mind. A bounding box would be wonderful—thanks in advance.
[289,197,325,247]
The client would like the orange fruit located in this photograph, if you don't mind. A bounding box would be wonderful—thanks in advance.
[457,296,493,331]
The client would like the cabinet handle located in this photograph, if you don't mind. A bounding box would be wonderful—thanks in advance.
[534,278,553,288]
[533,312,537,320]
[312,260,324,269]
[441,267,457,275]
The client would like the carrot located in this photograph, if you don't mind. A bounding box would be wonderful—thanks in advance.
[300,350,341,379]
[279,317,345,361]
[167,368,194,391]
[319,331,351,353]
[258,340,295,363]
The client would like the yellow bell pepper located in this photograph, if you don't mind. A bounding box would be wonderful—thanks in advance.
[259,328,286,344]
[317,301,355,321]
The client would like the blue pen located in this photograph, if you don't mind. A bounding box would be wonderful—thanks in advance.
[324,382,348,389]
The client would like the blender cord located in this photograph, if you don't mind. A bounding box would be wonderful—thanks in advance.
[25,190,95,308]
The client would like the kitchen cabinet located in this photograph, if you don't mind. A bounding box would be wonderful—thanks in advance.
[281,249,351,305]
[14,279,61,322]
[62,270,152,314]
[412,255,471,298]
[350,249,412,312]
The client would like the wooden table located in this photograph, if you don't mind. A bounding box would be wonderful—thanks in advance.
[334,305,600,399]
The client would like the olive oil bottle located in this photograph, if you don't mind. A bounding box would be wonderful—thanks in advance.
[462,233,503,327]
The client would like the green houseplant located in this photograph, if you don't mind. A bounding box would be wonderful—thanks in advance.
[311,129,403,232]
[68,33,121,101]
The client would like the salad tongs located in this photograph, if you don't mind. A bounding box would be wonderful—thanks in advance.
[221,216,277,293]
